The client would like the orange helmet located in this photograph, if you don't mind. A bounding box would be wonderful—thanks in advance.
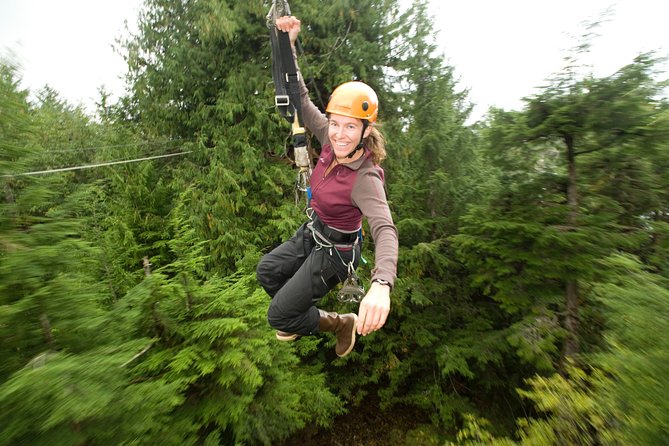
[326,81,378,123]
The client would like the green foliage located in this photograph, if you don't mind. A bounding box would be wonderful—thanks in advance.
[449,414,517,446]
[451,254,669,446]
[119,0,310,275]
[0,62,110,381]
[452,46,669,374]
[449,365,606,446]
[452,202,632,369]
[112,268,343,445]
[515,366,606,446]
[0,58,186,446]
[0,342,185,446]
[642,220,669,278]
[3,2,669,445]
[592,254,669,445]
[387,1,482,233]
[0,58,34,173]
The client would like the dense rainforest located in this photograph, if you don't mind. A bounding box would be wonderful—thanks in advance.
[1,0,668,444]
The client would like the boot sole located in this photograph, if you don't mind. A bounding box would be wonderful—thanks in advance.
[276,332,300,341]
[337,314,358,357]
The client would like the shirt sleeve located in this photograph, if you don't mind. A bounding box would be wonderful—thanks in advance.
[351,167,398,288]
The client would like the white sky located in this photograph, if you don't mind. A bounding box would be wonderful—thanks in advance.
[0,0,140,112]
[432,0,668,120]
[1,0,667,121]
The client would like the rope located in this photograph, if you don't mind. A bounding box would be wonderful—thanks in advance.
[2,151,191,178]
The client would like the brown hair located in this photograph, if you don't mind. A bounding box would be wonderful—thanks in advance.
[364,125,386,165]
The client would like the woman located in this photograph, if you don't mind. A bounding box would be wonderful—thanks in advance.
[257,15,398,357]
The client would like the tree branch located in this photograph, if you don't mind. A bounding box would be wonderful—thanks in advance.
[121,342,154,368]
[574,146,607,156]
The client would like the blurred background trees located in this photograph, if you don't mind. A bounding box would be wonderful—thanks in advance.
[1,0,667,444]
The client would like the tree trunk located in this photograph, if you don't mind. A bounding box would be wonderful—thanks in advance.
[563,134,580,358]
[4,182,14,203]
[564,281,580,356]
[40,313,54,348]
[429,188,438,239]
[143,256,152,276]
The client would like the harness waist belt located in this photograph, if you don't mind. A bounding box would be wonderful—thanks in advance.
[311,215,359,244]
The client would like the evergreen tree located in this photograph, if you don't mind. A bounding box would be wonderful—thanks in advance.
[4,1,667,443]
[0,61,173,445]
[119,0,305,276]
[0,61,107,382]
[103,0,408,442]
[452,52,669,373]
[451,254,669,445]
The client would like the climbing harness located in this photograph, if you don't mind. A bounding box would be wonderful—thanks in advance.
[267,0,312,205]
[307,215,365,303]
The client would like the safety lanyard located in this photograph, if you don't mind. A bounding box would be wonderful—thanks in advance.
[267,0,312,204]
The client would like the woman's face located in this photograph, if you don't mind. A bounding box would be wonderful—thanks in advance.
[328,114,371,159]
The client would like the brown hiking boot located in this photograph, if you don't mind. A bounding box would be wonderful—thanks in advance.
[318,310,358,357]
[276,331,300,341]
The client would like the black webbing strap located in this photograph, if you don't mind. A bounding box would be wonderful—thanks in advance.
[269,31,291,121]
[268,3,286,109]
[277,31,306,145]
[267,1,302,127]
[267,0,312,203]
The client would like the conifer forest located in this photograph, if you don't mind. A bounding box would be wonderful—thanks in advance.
[2,1,668,444]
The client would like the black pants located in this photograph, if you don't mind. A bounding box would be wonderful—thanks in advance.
[257,222,360,335]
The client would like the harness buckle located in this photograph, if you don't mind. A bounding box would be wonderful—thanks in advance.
[285,72,300,83]
[275,95,290,107]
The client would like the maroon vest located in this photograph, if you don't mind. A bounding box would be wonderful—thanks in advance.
[310,143,365,232]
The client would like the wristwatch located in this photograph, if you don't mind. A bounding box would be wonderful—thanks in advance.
[372,278,391,288]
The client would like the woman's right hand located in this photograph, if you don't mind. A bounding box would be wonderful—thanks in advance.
[275,15,301,46]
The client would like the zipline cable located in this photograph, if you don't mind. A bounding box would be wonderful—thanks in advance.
[40,138,193,154]
[2,151,191,178]
[40,145,186,165]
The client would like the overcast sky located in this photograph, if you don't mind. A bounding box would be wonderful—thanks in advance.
[1,0,667,121]
[433,0,669,119]
[0,0,140,112]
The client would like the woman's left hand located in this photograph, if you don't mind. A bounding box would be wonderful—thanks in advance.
[357,282,391,336]
[275,15,301,46]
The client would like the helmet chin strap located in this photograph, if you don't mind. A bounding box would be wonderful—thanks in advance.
[345,121,369,159]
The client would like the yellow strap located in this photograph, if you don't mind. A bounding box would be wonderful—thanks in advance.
[292,114,305,135]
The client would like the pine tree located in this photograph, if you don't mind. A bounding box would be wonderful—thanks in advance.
[446,26,669,443]
[453,50,669,372]
[0,60,175,445]
[119,0,304,276]
[0,61,107,382]
[451,254,669,446]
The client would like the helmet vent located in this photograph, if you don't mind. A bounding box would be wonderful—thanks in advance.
[362,101,369,111]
